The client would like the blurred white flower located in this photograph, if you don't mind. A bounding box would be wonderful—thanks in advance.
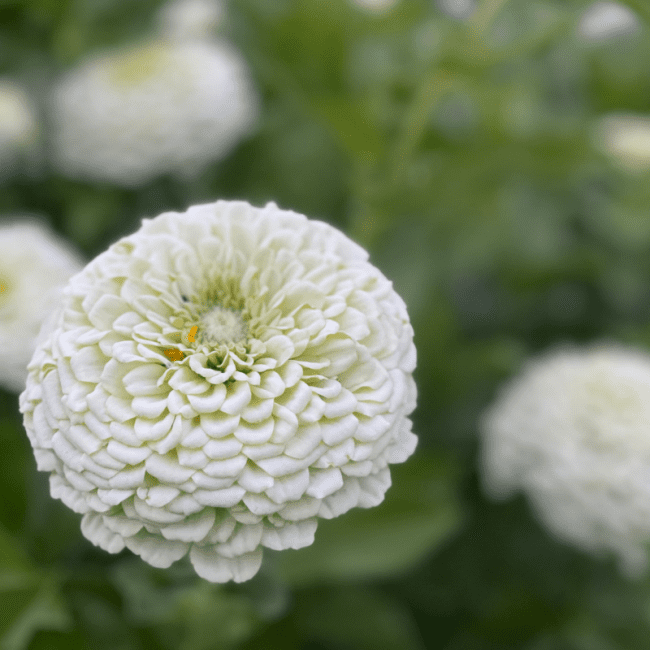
[0,79,39,178]
[592,113,650,172]
[577,2,639,42]
[50,38,258,187]
[350,0,399,15]
[0,219,84,393]
[157,0,224,41]
[20,200,417,583]
[480,345,650,577]
[437,0,476,21]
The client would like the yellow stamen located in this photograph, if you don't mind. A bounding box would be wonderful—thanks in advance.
[164,349,185,361]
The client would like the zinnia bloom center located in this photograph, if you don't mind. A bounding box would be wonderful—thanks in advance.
[0,275,12,306]
[109,44,169,87]
[196,305,248,346]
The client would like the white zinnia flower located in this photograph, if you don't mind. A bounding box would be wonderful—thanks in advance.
[577,2,639,42]
[437,0,476,21]
[20,200,417,583]
[50,38,258,187]
[592,114,650,173]
[0,79,39,177]
[480,345,650,576]
[157,0,224,41]
[350,0,399,14]
[0,219,84,393]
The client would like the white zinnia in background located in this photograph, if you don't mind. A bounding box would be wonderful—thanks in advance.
[591,114,650,173]
[0,219,84,393]
[350,0,400,15]
[577,2,639,42]
[480,345,650,577]
[49,37,258,187]
[20,200,417,583]
[0,79,39,179]
[157,0,224,42]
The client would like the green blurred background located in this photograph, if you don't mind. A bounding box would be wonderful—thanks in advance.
[3,0,650,648]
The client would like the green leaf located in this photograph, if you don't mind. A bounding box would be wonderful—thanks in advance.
[274,451,464,586]
[173,583,260,650]
[111,559,261,650]
[0,525,71,650]
[294,586,427,650]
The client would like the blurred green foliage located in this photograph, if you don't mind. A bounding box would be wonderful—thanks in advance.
[3,0,650,648]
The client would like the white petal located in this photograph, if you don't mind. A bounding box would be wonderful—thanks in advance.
[320,414,358,446]
[131,395,169,419]
[261,519,317,551]
[132,496,185,524]
[63,424,103,455]
[205,513,237,544]
[96,488,133,506]
[143,485,181,507]
[194,486,245,507]
[306,468,344,499]
[220,381,251,414]
[102,512,144,536]
[149,415,185,455]
[322,388,357,418]
[233,418,274,445]
[81,513,125,553]
[279,496,322,521]
[284,422,321,459]
[265,469,310,504]
[200,412,240,438]
[125,534,188,568]
[237,463,274,493]
[134,413,175,441]
[123,363,167,397]
[256,447,324,477]
[356,468,391,508]
[241,397,274,423]
[70,347,106,383]
[190,546,263,583]
[187,384,227,413]
[319,478,361,519]
[203,454,247,478]
[215,522,263,558]
[145,453,195,484]
[161,508,216,542]
[108,463,146,489]
[106,439,151,465]
[242,492,282,515]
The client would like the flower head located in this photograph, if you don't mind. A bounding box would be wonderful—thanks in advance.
[350,0,399,14]
[20,201,417,583]
[50,38,258,187]
[480,344,650,576]
[577,2,639,42]
[0,219,84,392]
[0,79,39,177]
[157,0,224,42]
[592,113,650,173]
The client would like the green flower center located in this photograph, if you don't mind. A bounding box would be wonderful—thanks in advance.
[193,305,248,347]
[0,276,12,306]
[109,44,169,88]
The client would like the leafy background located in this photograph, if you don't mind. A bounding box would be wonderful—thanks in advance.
[2,0,650,648]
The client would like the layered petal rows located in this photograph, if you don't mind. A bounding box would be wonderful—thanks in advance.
[480,345,650,577]
[20,200,417,582]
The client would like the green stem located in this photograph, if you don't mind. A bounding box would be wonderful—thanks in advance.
[390,68,454,183]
